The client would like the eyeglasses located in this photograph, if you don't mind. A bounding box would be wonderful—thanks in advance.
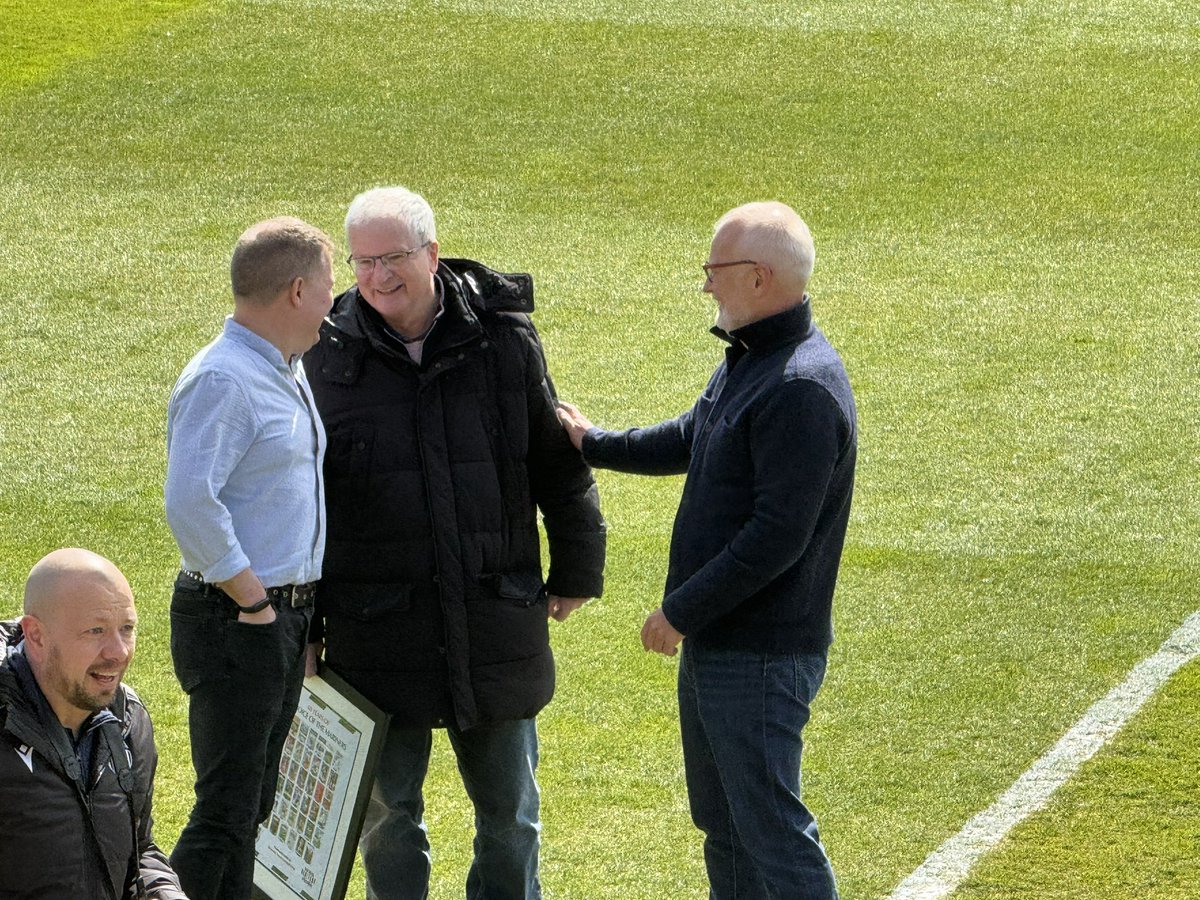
[702,259,759,282]
[346,241,431,276]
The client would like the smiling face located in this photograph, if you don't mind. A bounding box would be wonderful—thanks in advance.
[348,217,439,336]
[22,554,138,733]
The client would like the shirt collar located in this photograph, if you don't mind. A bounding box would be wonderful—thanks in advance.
[222,316,293,371]
[382,277,446,345]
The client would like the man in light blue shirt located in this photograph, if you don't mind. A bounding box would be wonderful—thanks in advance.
[164,216,335,900]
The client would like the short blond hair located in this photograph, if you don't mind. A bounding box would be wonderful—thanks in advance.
[231,216,335,305]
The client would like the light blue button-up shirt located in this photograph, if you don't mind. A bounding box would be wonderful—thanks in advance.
[165,317,326,586]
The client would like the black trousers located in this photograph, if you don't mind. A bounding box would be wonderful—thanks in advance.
[168,576,311,900]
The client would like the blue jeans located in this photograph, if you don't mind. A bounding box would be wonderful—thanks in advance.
[361,718,542,900]
[678,642,839,900]
[167,577,311,900]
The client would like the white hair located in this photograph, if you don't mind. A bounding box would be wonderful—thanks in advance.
[715,201,814,290]
[345,186,437,244]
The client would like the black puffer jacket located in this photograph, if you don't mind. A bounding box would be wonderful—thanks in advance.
[306,258,605,730]
[0,621,186,900]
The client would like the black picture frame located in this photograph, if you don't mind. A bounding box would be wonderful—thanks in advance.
[251,666,389,900]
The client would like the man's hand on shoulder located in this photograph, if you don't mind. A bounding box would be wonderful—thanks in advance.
[641,607,684,656]
[555,401,593,451]
[547,596,589,622]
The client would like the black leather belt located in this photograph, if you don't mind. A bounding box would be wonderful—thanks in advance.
[179,570,316,608]
[265,583,316,608]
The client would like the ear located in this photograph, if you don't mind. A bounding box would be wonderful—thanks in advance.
[427,240,440,273]
[288,275,305,308]
[754,263,773,291]
[19,614,46,658]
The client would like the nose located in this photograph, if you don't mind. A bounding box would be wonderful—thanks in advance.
[102,630,134,664]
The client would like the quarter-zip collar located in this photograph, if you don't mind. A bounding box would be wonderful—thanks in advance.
[711,296,813,360]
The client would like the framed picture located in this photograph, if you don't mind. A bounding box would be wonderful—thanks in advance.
[251,666,389,900]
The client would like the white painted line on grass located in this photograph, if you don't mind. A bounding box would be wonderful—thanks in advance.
[889,610,1200,900]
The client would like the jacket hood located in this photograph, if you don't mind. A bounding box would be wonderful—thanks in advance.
[441,258,534,314]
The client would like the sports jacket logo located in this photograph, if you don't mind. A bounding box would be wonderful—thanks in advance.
[15,743,34,773]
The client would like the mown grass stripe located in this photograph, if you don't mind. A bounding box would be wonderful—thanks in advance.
[0,0,203,93]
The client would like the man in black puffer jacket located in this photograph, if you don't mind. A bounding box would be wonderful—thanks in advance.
[305,186,605,900]
[0,549,186,900]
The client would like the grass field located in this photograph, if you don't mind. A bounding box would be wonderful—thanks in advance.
[1,1,1197,897]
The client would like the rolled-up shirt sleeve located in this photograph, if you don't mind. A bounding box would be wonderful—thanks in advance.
[164,370,257,583]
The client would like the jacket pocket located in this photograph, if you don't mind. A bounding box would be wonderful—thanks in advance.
[476,571,546,608]
[466,571,549,665]
[325,424,375,482]
[169,588,224,693]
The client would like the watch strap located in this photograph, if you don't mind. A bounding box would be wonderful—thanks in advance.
[237,595,273,614]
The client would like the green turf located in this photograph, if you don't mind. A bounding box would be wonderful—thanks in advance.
[0,0,204,92]
[0,1,1196,897]
[956,657,1200,898]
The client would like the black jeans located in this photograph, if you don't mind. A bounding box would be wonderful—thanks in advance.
[168,575,311,900]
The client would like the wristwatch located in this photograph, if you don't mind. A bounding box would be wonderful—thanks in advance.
[237,596,273,614]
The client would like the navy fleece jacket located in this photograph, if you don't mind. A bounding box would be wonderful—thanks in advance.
[583,300,856,653]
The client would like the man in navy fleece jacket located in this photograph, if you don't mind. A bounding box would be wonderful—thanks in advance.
[557,201,856,900]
